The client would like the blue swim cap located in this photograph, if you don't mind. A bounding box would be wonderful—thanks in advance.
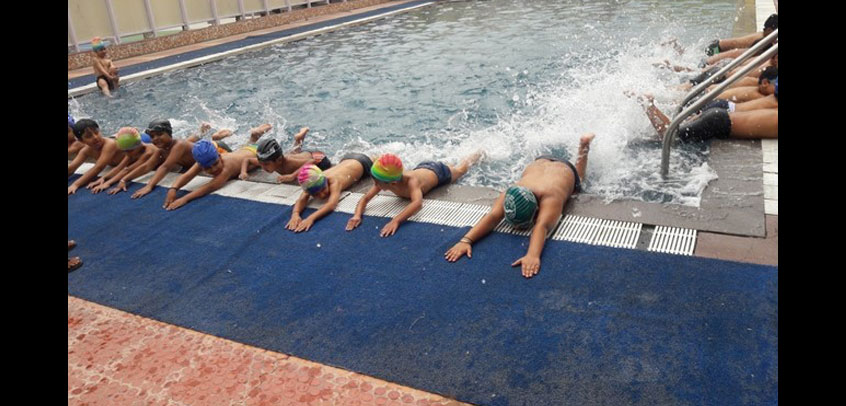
[68,114,75,128]
[141,132,152,144]
[192,139,220,169]
[774,77,778,98]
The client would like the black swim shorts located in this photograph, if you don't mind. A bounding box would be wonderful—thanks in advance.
[414,161,452,188]
[341,153,373,176]
[535,155,581,193]
[678,107,732,142]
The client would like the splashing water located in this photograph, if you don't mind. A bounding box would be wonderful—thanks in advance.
[69,0,736,206]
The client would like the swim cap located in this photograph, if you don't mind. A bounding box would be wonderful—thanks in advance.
[92,37,106,51]
[141,132,152,144]
[68,114,75,129]
[371,154,403,182]
[256,138,282,162]
[774,77,778,99]
[145,119,172,135]
[115,127,142,151]
[503,186,538,229]
[72,118,99,139]
[192,139,220,169]
[298,164,328,195]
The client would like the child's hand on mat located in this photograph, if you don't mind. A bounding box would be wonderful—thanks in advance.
[108,181,128,195]
[163,189,178,208]
[132,185,152,199]
[512,255,541,278]
[239,172,250,181]
[380,220,400,237]
[345,217,362,231]
[86,178,105,190]
[68,185,79,196]
[286,216,302,231]
[445,242,472,262]
[91,183,109,194]
[294,218,314,233]
[165,198,187,211]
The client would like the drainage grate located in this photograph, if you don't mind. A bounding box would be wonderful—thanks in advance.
[550,216,642,249]
[362,195,409,217]
[408,200,464,225]
[647,226,697,256]
[334,192,364,214]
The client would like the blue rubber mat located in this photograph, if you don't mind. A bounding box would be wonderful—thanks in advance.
[68,0,435,90]
[67,179,778,405]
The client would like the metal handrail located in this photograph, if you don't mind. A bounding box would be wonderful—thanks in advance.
[659,42,778,177]
[675,29,778,117]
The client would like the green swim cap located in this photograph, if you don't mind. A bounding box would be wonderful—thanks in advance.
[504,186,538,229]
[115,127,142,151]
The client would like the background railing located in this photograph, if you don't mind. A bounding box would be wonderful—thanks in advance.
[68,0,339,53]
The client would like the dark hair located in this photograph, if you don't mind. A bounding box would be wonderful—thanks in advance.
[758,66,778,85]
[72,119,99,140]
[763,14,778,31]
[145,119,172,136]
[256,138,283,162]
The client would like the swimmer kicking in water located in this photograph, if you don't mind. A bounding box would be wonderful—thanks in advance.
[88,127,160,194]
[444,133,595,278]
[240,127,334,182]
[638,78,778,142]
[126,120,255,198]
[162,138,261,210]
[68,119,127,195]
[286,153,375,232]
[346,150,484,237]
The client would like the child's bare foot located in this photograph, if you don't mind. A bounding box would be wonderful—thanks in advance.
[580,133,596,150]
[294,127,310,145]
[68,240,77,251]
[199,122,212,134]
[250,124,273,143]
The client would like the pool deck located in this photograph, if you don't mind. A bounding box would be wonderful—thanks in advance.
[68,0,778,404]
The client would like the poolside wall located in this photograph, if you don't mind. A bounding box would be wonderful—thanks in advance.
[68,0,394,71]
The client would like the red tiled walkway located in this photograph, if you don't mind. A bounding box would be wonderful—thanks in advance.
[68,296,467,406]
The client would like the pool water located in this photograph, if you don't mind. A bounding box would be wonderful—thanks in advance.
[69,0,739,206]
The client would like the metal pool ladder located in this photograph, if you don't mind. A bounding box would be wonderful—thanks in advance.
[659,29,778,177]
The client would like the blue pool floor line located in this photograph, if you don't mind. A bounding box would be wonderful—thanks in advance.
[68,0,437,96]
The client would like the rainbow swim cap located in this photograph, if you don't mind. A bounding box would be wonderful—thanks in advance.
[503,186,538,229]
[371,154,403,182]
[192,139,220,169]
[115,127,142,151]
[298,164,328,195]
[91,37,106,51]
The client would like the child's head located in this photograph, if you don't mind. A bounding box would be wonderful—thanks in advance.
[298,164,329,199]
[116,127,144,157]
[256,138,286,173]
[73,119,102,146]
[91,37,107,56]
[192,140,223,176]
[503,186,539,229]
[145,119,173,148]
[758,66,778,95]
[371,153,403,187]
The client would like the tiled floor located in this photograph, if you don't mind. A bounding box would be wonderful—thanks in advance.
[68,296,468,406]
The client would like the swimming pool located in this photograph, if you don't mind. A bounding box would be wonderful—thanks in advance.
[68,0,738,206]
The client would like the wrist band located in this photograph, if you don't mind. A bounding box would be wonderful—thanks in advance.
[460,237,473,244]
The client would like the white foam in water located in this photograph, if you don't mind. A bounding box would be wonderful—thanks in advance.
[69,0,733,207]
